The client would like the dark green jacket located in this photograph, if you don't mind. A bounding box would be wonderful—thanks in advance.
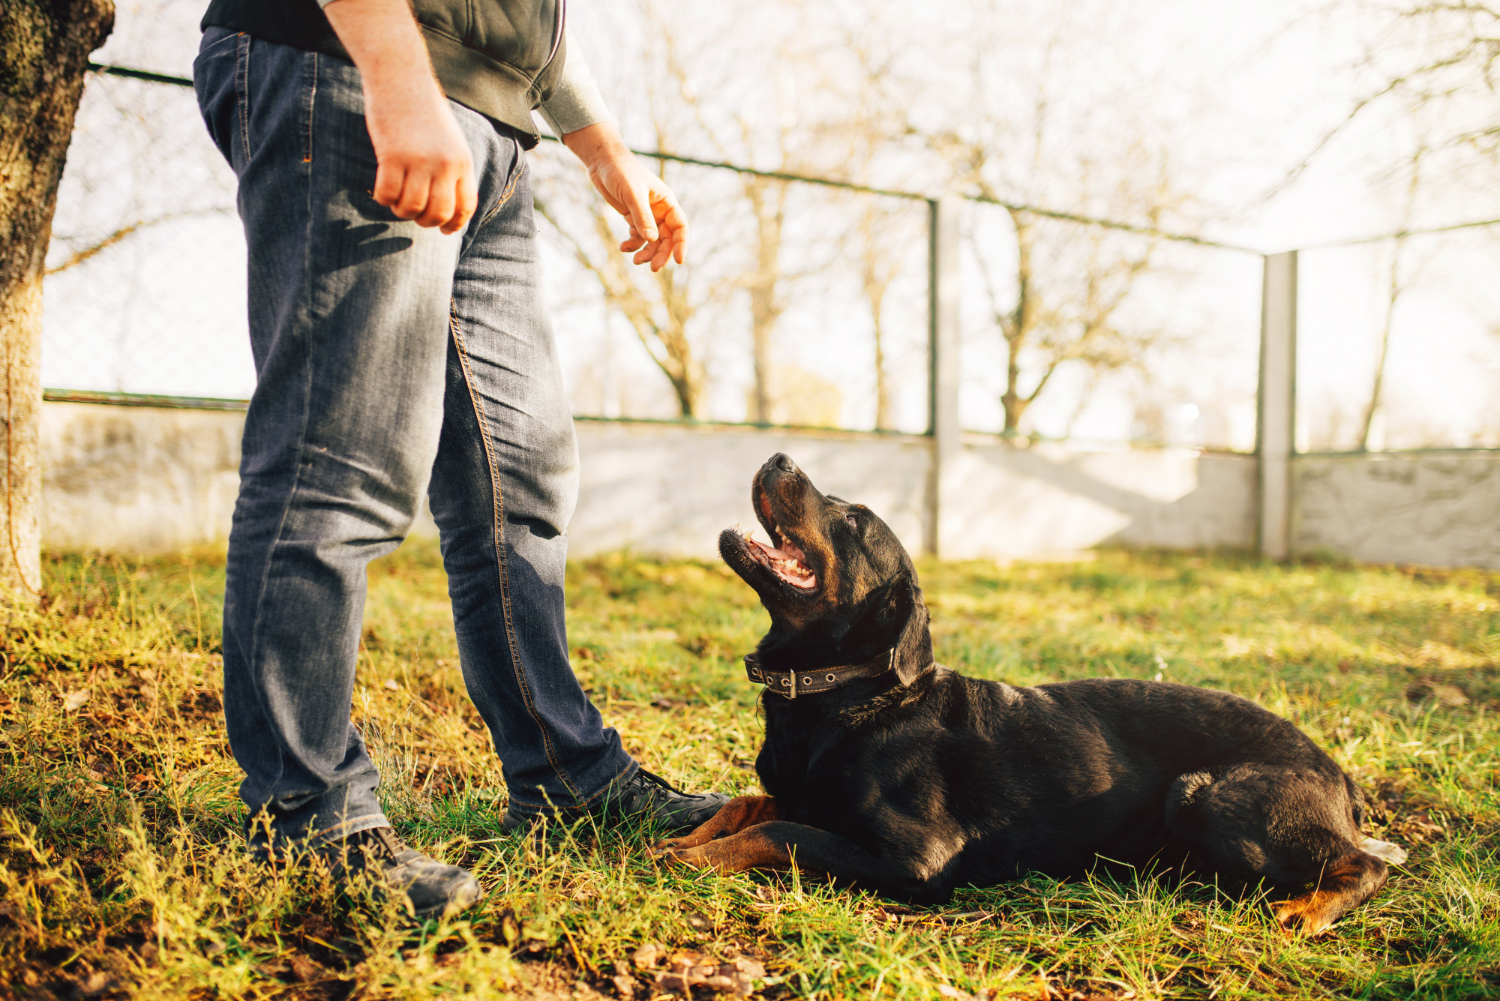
[201,0,566,146]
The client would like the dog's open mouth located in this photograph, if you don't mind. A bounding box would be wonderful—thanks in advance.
[729,482,818,591]
[735,526,817,590]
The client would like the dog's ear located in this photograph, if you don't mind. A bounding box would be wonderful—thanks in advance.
[880,576,933,686]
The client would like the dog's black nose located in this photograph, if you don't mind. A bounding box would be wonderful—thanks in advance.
[773,453,796,473]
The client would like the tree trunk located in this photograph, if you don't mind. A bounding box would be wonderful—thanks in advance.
[0,0,115,600]
[999,209,1034,436]
[744,177,787,424]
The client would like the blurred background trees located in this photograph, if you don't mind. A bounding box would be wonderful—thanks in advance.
[36,0,1500,450]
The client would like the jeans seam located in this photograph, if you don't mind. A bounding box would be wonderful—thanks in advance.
[302,53,318,164]
[448,307,583,802]
[477,137,524,228]
[235,33,252,166]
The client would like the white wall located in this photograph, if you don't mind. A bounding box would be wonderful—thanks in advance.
[41,402,243,553]
[1294,450,1500,570]
[939,442,1256,558]
[38,402,1500,569]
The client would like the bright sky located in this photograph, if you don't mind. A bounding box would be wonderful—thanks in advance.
[44,0,1500,451]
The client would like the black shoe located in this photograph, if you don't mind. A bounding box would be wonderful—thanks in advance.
[501,768,728,834]
[275,827,482,921]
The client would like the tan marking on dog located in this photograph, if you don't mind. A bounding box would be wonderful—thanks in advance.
[656,795,780,853]
[663,823,805,875]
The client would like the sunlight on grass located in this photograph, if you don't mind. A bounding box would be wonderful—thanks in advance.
[1,543,1496,998]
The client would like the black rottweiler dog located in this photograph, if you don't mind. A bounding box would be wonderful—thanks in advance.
[659,454,1405,934]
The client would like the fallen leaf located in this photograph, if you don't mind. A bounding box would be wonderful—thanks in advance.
[630,942,663,970]
[1405,680,1468,707]
[77,970,111,997]
[650,950,764,996]
[286,954,320,982]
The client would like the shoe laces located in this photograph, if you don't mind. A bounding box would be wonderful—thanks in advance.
[348,826,407,866]
[632,767,687,796]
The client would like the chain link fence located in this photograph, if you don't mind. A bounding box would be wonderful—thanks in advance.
[40,5,1500,454]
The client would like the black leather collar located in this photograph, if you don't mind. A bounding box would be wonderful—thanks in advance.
[744,648,896,699]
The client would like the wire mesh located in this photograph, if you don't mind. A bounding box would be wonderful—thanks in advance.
[531,145,931,432]
[1298,230,1500,452]
[40,14,1500,453]
[958,202,1263,451]
[43,68,250,400]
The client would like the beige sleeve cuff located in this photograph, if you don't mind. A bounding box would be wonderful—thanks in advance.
[537,23,614,137]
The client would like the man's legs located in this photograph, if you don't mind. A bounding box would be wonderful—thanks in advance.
[427,144,639,815]
[196,25,721,857]
[198,29,474,846]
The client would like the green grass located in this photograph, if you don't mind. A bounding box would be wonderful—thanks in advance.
[1,544,1497,999]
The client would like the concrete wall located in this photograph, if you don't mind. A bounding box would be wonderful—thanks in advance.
[939,443,1256,558]
[37,402,1500,568]
[568,421,933,557]
[41,402,243,553]
[1293,450,1500,570]
[37,403,1253,561]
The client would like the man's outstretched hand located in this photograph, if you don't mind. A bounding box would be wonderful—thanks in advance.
[564,122,689,271]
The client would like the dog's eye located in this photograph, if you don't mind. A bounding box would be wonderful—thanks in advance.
[846,513,859,531]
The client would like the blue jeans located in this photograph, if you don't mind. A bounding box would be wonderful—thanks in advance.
[193,27,636,845]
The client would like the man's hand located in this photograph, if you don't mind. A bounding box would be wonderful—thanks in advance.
[563,122,688,271]
[324,0,477,234]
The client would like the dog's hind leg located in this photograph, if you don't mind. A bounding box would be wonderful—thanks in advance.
[1270,850,1388,935]
[654,795,780,852]
[1165,765,1388,935]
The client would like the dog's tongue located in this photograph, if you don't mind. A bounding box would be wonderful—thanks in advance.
[750,533,804,563]
[745,530,816,588]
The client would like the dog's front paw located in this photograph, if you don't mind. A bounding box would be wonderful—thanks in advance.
[647,836,695,858]
[657,844,714,869]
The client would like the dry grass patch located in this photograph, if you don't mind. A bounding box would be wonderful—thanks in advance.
[0,545,1496,999]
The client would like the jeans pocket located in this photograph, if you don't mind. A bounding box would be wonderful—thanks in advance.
[193,28,242,168]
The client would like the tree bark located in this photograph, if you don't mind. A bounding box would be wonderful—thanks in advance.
[0,0,114,600]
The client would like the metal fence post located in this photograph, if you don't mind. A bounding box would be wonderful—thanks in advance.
[1257,251,1297,559]
[927,195,961,558]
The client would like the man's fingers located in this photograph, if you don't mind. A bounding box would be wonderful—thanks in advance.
[660,199,688,265]
[417,172,457,229]
[392,165,435,221]
[441,170,479,235]
[420,157,474,232]
[373,161,406,208]
[622,183,659,243]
